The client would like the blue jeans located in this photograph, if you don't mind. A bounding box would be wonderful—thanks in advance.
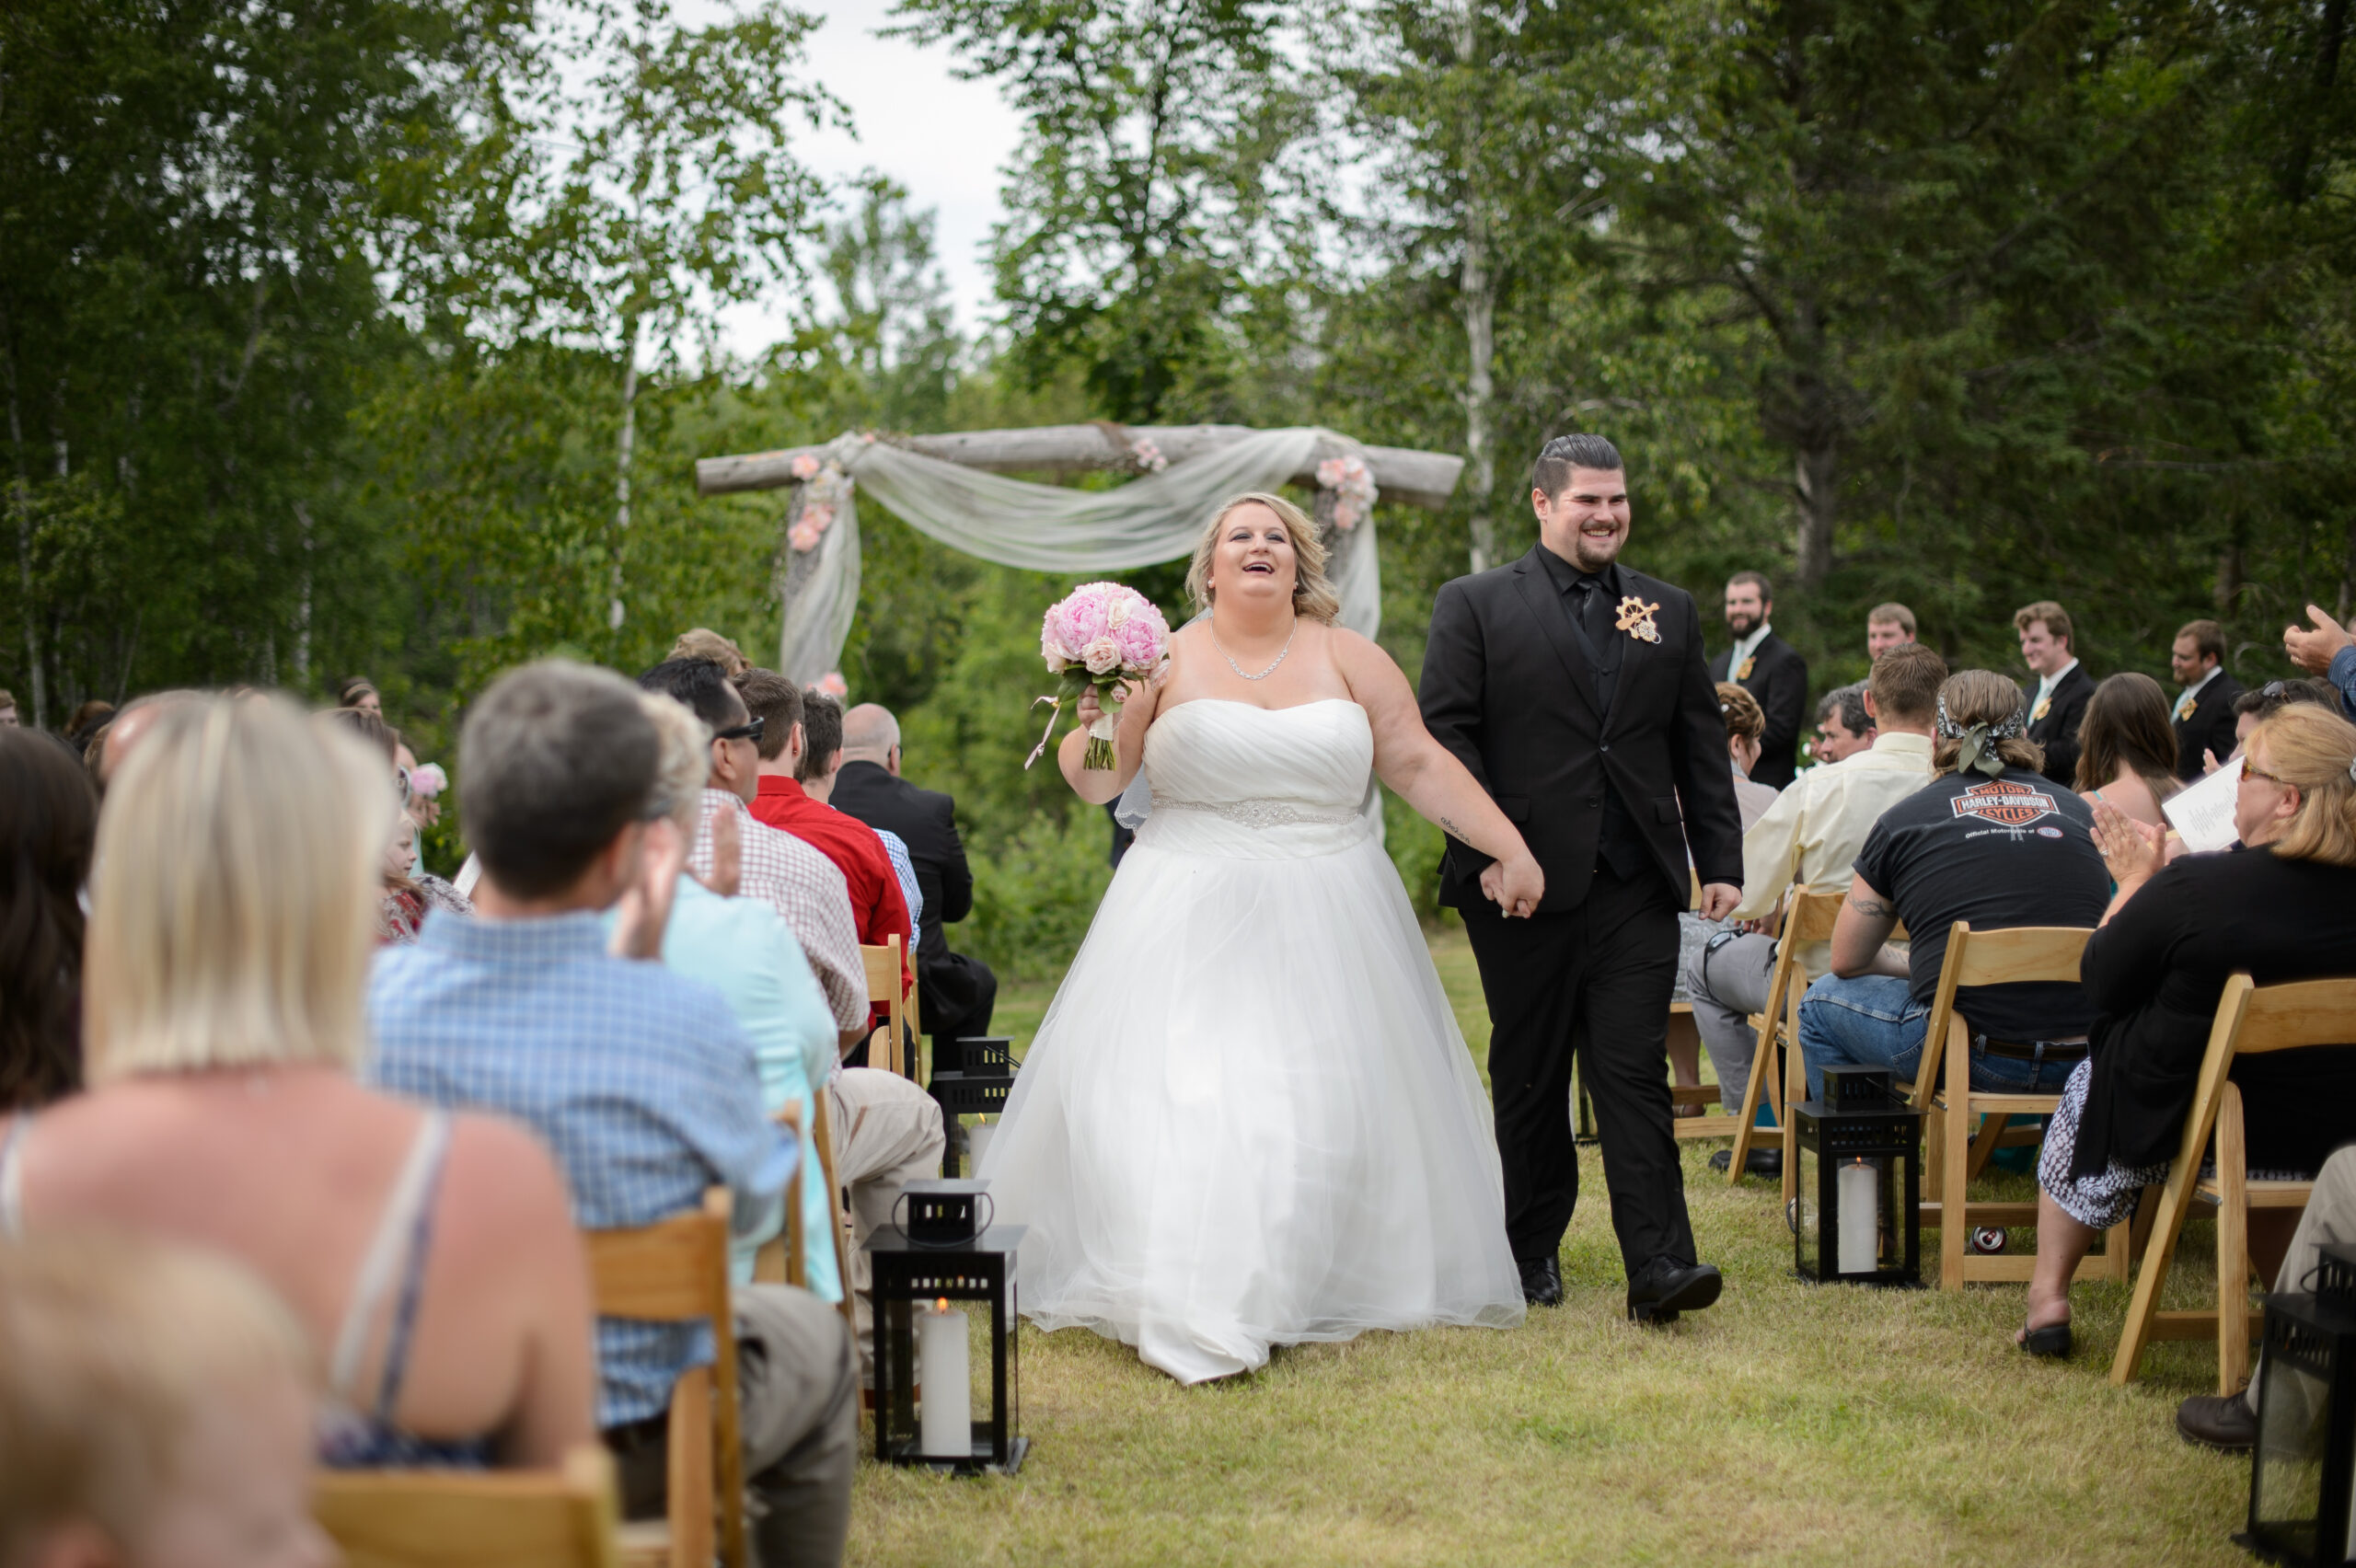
[1796,974,2077,1101]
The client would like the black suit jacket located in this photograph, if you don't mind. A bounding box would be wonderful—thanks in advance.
[1418,548,1746,914]
[2172,672,2244,781]
[1706,631,1808,788]
[827,761,973,960]
[2022,663,2096,786]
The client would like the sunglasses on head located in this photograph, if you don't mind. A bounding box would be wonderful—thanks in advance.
[713,716,765,745]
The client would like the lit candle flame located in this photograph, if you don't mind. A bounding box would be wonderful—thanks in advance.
[935,1297,950,1312]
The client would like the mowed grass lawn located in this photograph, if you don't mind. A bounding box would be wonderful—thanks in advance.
[851,922,2254,1566]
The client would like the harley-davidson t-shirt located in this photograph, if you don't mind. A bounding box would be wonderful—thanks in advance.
[1850,767,2110,1042]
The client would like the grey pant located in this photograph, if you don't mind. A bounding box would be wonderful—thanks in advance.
[614,1282,858,1568]
[828,1066,946,1380]
[2243,1146,2356,1411]
[1685,932,1778,1111]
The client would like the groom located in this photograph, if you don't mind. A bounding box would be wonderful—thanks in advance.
[1420,433,1745,1323]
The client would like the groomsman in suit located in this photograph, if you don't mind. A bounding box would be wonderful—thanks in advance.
[2170,618,2244,779]
[2015,600,2096,785]
[1706,573,1808,787]
[1420,433,1745,1324]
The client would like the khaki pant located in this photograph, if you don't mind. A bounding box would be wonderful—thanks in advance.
[611,1283,856,1568]
[2243,1145,2356,1411]
[826,1066,944,1378]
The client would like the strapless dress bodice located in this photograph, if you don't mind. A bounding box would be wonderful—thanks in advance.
[1137,699,1374,859]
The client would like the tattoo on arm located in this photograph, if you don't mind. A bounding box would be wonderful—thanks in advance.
[1438,815,1464,839]
[1848,894,1894,918]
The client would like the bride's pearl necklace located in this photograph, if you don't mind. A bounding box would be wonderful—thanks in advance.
[1212,620,1296,681]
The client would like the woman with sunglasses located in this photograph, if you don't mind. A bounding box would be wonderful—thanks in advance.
[2016,704,2356,1376]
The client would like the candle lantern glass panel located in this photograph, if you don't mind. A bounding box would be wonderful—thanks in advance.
[1791,1066,1923,1286]
[931,1038,1017,1179]
[2246,1245,2356,1565]
[868,1179,1027,1475]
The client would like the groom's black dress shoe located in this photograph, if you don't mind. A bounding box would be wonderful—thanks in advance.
[1518,1256,1564,1307]
[1626,1258,1722,1324]
[1707,1147,1782,1180]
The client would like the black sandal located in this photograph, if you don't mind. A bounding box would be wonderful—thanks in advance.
[2018,1321,2072,1357]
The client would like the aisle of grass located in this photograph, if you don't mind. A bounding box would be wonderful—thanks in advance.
[854,924,2252,1566]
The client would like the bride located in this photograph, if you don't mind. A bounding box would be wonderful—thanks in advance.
[976,491,1546,1384]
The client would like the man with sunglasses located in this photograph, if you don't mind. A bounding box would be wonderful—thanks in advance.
[639,659,870,1051]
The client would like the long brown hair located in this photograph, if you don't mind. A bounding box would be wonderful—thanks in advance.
[2073,673,2180,802]
[0,731,97,1108]
[1931,670,2046,777]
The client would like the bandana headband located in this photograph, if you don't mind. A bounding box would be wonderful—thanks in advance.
[1937,695,2027,779]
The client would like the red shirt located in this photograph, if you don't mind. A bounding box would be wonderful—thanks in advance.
[751,775,915,1009]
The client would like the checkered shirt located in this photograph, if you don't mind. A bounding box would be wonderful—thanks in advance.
[365,910,796,1428]
[876,829,921,951]
[689,789,866,1031]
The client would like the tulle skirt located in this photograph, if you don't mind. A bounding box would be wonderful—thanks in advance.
[976,824,1526,1383]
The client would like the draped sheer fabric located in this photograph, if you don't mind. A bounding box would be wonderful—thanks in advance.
[774,428,1382,686]
[976,699,1523,1383]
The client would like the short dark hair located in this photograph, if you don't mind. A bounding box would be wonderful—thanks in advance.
[2013,600,2073,648]
[1869,643,1947,724]
[797,691,843,784]
[461,661,659,900]
[1817,683,1870,736]
[2177,618,2226,663]
[732,669,803,764]
[635,658,744,734]
[1531,434,1624,501]
[2235,677,2339,721]
[1727,570,1773,604]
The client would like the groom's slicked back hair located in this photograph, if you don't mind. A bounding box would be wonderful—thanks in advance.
[1533,434,1625,501]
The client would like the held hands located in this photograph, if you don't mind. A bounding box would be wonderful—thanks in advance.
[2090,799,2166,887]
[2284,605,2355,675]
[1697,882,1741,921]
[1478,853,1546,918]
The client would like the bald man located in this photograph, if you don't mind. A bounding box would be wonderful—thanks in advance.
[826,704,996,1071]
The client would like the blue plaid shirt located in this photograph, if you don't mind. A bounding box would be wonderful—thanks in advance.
[876,828,921,951]
[365,910,795,1428]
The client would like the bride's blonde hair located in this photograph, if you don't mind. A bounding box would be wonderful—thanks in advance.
[1184,493,1341,625]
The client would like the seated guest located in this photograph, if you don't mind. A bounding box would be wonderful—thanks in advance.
[0,728,97,1109]
[379,810,472,944]
[1867,603,1916,659]
[0,1233,335,1568]
[1670,685,1781,1114]
[91,690,195,795]
[735,668,914,996]
[369,662,855,1562]
[1811,683,1875,765]
[2282,604,2356,721]
[831,703,998,1071]
[669,625,750,676]
[801,689,923,947]
[2180,1147,2356,1447]
[1693,643,1946,1173]
[2016,600,2095,786]
[2073,672,2182,830]
[1,695,594,1468]
[1719,683,1780,824]
[1797,669,2110,1098]
[637,657,870,1053]
[2205,677,2342,772]
[2021,703,2356,1361]
[64,698,116,753]
[2168,618,2243,780]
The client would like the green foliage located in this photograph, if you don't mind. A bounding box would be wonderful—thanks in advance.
[964,812,1115,983]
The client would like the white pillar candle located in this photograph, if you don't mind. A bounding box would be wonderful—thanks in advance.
[1837,1159,1877,1275]
[966,1118,995,1171]
[917,1298,971,1459]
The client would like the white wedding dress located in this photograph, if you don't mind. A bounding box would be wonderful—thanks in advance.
[976,698,1526,1384]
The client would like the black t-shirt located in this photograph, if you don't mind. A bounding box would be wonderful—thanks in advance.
[1850,767,2110,1042]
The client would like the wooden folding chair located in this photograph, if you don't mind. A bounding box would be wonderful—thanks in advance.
[1908,922,2130,1289]
[751,1101,807,1288]
[585,1189,746,1568]
[2111,974,2356,1392]
[316,1444,623,1568]
[860,936,916,1081]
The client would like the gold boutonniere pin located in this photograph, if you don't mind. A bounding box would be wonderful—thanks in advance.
[1615,595,1663,644]
[2175,693,2197,721]
[1737,656,1756,681]
[2032,696,2051,722]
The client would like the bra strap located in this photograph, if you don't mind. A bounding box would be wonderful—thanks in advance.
[328,1111,453,1403]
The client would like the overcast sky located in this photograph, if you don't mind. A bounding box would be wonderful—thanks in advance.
[715,0,1022,352]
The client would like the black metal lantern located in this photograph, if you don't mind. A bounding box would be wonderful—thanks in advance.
[1791,1066,1923,1286]
[867,1178,1028,1475]
[931,1037,1018,1179]
[2245,1244,2356,1565]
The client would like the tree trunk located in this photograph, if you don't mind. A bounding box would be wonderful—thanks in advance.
[1457,4,1499,574]
[3,324,46,729]
[294,501,314,687]
[2337,506,2356,623]
[610,314,641,640]
[1794,442,1835,589]
[2215,525,2245,613]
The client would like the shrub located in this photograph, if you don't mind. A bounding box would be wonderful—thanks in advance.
[964,810,1116,983]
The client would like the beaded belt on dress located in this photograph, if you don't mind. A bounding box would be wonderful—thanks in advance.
[1149,794,1360,829]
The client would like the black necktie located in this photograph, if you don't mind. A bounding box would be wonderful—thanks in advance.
[1572,577,1609,649]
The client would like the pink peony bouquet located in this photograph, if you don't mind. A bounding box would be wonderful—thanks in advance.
[1026,582,1171,769]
